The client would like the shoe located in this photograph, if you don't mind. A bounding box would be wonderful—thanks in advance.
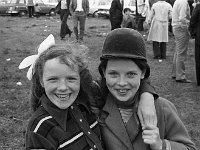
[153,56,161,59]
[176,79,192,83]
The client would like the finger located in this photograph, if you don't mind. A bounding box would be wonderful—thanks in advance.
[143,124,157,130]
[143,138,156,145]
[142,130,157,136]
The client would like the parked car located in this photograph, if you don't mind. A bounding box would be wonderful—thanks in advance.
[97,0,111,18]
[34,0,56,16]
[0,0,56,16]
[91,0,135,18]
[0,0,27,16]
[88,0,98,17]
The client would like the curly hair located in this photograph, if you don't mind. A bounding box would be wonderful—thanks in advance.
[30,44,93,111]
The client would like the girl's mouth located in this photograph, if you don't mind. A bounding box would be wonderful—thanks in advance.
[55,94,70,99]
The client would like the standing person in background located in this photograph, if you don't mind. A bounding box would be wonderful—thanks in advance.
[26,0,34,18]
[34,3,41,18]
[147,0,172,59]
[171,0,192,83]
[60,0,72,40]
[121,8,137,29]
[189,2,200,86]
[70,0,89,43]
[109,0,124,30]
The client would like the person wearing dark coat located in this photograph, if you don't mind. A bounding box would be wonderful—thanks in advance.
[60,0,72,40]
[97,28,197,150]
[109,0,124,30]
[189,3,200,86]
[20,36,104,150]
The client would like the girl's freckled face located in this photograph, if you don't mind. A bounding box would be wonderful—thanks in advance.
[41,58,80,109]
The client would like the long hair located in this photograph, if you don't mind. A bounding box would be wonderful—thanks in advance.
[98,58,149,99]
[30,44,93,111]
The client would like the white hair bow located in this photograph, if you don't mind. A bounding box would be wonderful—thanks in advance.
[19,34,55,80]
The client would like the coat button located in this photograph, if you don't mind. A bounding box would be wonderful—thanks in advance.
[80,119,82,122]
[88,131,91,134]
[94,145,96,148]
[71,106,73,109]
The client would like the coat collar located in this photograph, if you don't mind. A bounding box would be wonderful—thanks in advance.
[102,93,141,150]
[41,94,90,131]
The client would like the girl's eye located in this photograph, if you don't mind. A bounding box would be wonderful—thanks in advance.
[68,77,78,82]
[48,78,57,82]
[127,72,137,78]
[108,72,118,77]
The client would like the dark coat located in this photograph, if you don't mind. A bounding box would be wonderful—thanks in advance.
[189,3,200,44]
[189,3,200,85]
[99,94,196,150]
[109,0,124,30]
[70,0,89,14]
[26,95,103,150]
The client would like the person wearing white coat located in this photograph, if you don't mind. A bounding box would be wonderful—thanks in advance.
[147,0,172,59]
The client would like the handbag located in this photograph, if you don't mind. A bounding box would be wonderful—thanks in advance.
[55,1,61,14]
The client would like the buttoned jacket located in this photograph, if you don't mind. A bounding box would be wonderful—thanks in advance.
[99,94,196,150]
[70,0,89,14]
[26,94,102,150]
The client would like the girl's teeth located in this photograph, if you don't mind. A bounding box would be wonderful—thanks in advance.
[119,90,127,93]
[56,94,69,98]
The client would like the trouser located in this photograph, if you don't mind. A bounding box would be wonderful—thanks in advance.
[72,11,86,40]
[171,26,190,80]
[110,16,123,30]
[195,42,200,85]
[28,6,34,18]
[60,9,71,38]
[153,42,166,59]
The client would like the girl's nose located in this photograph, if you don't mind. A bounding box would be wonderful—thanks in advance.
[58,80,68,91]
[118,76,127,86]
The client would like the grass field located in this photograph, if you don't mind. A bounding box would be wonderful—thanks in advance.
[0,15,200,150]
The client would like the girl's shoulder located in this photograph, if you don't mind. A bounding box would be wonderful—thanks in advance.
[27,107,57,135]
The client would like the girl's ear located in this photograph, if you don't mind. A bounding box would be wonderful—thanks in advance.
[102,68,106,78]
[140,70,146,79]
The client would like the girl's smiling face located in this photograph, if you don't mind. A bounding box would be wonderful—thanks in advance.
[41,58,80,109]
[104,59,145,102]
